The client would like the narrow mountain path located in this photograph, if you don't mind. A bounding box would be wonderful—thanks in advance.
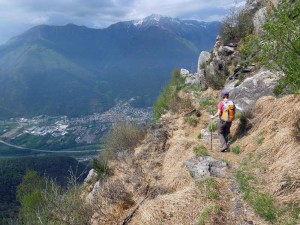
[199,128,269,225]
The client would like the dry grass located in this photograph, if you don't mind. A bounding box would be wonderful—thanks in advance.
[85,92,300,225]
[235,95,300,222]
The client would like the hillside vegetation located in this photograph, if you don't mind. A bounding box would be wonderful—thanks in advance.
[0,156,89,223]
[13,0,300,224]
[0,18,220,119]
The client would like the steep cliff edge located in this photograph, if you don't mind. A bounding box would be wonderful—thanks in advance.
[84,85,299,224]
[83,0,300,224]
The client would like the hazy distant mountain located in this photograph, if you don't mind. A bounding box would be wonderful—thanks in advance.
[0,15,220,118]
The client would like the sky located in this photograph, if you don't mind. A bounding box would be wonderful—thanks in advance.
[0,0,246,44]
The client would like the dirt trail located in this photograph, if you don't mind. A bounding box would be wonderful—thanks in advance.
[198,124,269,225]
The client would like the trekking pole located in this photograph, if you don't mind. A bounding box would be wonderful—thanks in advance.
[210,114,213,152]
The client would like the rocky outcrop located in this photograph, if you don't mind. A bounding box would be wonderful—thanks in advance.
[253,7,267,34]
[180,68,189,76]
[84,169,98,184]
[197,51,211,73]
[225,69,279,111]
[185,156,228,180]
[181,68,200,85]
[244,0,268,14]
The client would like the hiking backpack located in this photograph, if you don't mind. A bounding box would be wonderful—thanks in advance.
[221,100,235,122]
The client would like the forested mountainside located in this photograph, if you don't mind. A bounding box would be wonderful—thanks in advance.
[6,0,300,224]
[0,15,220,119]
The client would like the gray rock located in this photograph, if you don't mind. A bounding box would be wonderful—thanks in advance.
[242,65,256,73]
[185,74,200,84]
[84,169,98,184]
[185,156,228,180]
[86,180,101,202]
[229,66,243,80]
[227,43,238,48]
[244,0,266,14]
[197,51,211,73]
[227,69,279,111]
[253,7,267,34]
[207,61,215,77]
[200,129,210,141]
[180,68,190,76]
[199,69,208,89]
[219,46,235,56]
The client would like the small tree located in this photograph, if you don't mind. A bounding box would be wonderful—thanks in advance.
[152,69,186,120]
[260,0,300,94]
[16,170,47,224]
[220,5,254,44]
[17,170,92,225]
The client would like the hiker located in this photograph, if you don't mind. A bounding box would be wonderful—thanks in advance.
[210,90,235,152]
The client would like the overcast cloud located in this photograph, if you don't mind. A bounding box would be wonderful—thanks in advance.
[0,0,246,44]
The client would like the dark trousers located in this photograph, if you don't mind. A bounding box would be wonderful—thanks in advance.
[218,120,232,150]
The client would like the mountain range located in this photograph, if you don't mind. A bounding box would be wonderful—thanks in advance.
[0,14,220,118]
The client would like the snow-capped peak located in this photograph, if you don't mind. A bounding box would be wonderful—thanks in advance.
[133,14,173,27]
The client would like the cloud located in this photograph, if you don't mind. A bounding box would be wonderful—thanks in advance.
[0,0,246,44]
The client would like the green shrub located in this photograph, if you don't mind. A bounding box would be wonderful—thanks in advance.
[193,145,209,156]
[186,116,198,127]
[205,72,226,90]
[197,133,202,139]
[231,146,241,154]
[234,111,242,119]
[198,177,219,200]
[220,6,254,44]
[92,156,112,180]
[153,69,186,120]
[17,170,93,225]
[250,192,276,221]
[199,97,217,111]
[199,205,221,225]
[239,33,260,60]
[208,120,218,132]
[236,169,254,200]
[105,122,145,160]
[236,154,278,222]
[260,0,300,95]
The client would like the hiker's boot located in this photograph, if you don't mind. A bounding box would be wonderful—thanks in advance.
[220,148,228,152]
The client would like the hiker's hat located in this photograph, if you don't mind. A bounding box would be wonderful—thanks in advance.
[221,89,229,97]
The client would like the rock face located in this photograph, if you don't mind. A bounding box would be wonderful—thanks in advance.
[84,169,98,184]
[181,68,200,85]
[244,0,268,14]
[226,69,279,111]
[180,68,190,76]
[253,7,267,34]
[197,51,211,73]
[185,156,228,180]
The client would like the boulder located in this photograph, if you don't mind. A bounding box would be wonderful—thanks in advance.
[219,46,235,56]
[227,43,238,48]
[197,51,211,73]
[244,0,267,14]
[185,73,200,84]
[227,69,279,111]
[200,129,211,141]
[242,65,256,73]
[199,69,207,89]
[253,7,267,34]
[84,169,98,184]
[185,156,228,180]
[180,68,190,76]
[207,62,215,77]
[86,180,101,203]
